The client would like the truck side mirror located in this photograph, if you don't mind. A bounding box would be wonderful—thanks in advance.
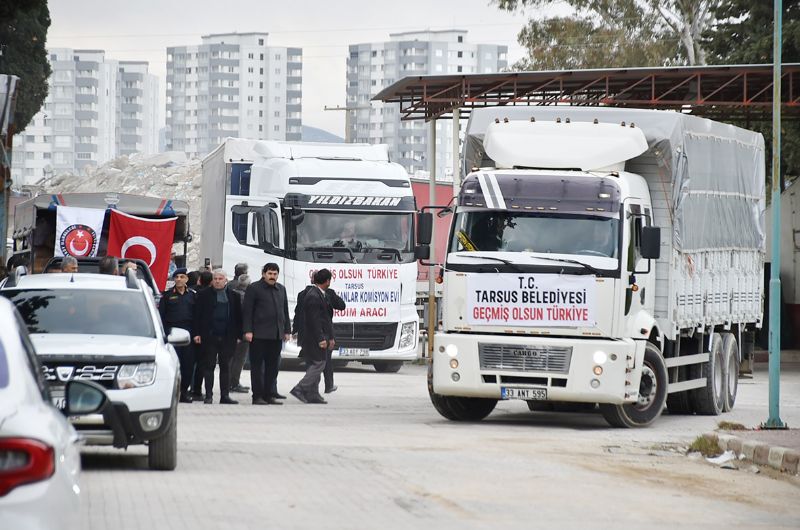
[414,245,430,261]
[417,212,433,245]
[640,226,661,259]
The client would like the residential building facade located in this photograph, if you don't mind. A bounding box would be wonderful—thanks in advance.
[346,30,507,178]
[11,49,159,187]
[166,32,302,158]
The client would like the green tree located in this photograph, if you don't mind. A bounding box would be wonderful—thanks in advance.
[0,0,51,134]
[495,1,718,69]
[704,1,800,181]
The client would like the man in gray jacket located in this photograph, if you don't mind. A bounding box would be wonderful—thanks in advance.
[243,262,291,405]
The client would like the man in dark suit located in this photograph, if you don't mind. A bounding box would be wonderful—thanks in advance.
[193,269,242,404]
[293,278,346,393]
[291,268,336,404]
[243,262,291,405]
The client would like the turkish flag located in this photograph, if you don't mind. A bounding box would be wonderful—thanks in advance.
[107,210,176,291]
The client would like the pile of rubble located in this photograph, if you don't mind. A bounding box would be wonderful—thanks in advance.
[42,152,204,267]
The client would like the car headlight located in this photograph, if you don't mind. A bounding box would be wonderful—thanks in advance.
[116,362,157,389]
[398,322,416,350]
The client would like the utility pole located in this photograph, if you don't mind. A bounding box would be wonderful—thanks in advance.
[765,0,787,429]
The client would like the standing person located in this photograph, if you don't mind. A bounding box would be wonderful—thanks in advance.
[187,270,200,289]
[228,263,248,290]
[196,270,213,292]
[229,273,251,394]
[291,269,336,404]
[193,269,242,404]
[159,268,196,403]
[242,263,290,405]
[294,278,346,394]
[188,269,207,399]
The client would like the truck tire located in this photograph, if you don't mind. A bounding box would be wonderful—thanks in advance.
[427,364,496,421]
[599,342,667,428]
[690,332,725,415]
[373,361,403,373]
[721,333,739,412]
[148,404,178,471]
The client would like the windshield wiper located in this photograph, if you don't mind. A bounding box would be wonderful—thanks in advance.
[527,255,601,275]
[452,253,523,272]
[363,247,401,262]
[304,246,357,263]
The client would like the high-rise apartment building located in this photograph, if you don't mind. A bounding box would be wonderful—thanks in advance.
[166,32,302,158]
[11,49,159,186]
[346,30,507,178]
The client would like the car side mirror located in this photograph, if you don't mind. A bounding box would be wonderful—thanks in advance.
[415,245,430,260]
[167,327,191,346]
[62,380,108,416]
[417,212,433,245]
[640,226,661,260]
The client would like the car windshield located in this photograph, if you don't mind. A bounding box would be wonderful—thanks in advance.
[1,289,156,337]
[450,210,619,258]
[289,211,414,263]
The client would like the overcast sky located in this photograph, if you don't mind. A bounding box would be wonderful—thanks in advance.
[46,0,548,136]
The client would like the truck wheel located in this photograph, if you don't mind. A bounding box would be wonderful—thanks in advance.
[373,361,403,373]
[427,364,496,421]
[148,405,178,471]
[721,333,739,412]
[690,333,725,415]
[599,343,667,428]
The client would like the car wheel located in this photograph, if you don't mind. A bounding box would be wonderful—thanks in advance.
[148,403,177,471]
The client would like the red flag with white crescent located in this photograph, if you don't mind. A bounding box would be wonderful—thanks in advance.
[55,206,106,258]
[106,210,176,290]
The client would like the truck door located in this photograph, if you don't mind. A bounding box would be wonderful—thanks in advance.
[224,197,285,274]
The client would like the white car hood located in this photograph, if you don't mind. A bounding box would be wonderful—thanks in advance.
[30,334,159,361]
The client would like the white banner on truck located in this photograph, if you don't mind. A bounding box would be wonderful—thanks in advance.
[304,264,401,322]
[467,273,596,327]
[54,206,106,257]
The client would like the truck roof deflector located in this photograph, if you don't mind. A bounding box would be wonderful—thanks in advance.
[483,120,649,172]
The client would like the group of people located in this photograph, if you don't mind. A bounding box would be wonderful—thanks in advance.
[158,261,345,406]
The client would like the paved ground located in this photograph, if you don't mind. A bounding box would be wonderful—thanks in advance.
[79,362,800,529]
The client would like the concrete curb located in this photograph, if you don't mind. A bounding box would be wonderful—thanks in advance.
[702,432,800,475]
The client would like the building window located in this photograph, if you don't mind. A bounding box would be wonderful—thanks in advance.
[248,53,254,59]
[457,66,463,72]
[274,53,281,60]
[248,67,254,73]
[457,51,463,58]
[259,125,263,132]
[457,35,463,43]
[259,110,263,117]
[259,96,263,103]
[259,68,264,75]
[77,153,92,160]
[273,125,279,132]
[274,68,280,74]
[258,39,264,45]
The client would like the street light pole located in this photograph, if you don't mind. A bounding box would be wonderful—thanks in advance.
[765,0,786,429]
[427,119,437,357]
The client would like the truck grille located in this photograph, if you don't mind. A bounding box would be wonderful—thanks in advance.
[42,364,120,389]
[478,343,572,374]
[333,323,398,351]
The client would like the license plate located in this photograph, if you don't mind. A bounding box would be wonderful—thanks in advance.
[338,348,369,357]
[50,386,66,410]
[501,387,547,401]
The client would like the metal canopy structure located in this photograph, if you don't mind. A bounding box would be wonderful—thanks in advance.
[373,64,800,121]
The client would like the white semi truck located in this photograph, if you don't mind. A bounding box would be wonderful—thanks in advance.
[201,139,420,372]
[421,107,764,427]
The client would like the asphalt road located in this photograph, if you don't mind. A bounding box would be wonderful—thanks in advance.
[79,362,800,529]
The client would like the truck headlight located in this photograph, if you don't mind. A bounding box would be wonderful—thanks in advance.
[117,362,157,389]
[398,322,416,350]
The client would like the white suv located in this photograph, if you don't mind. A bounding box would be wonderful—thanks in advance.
[1,269,188,470]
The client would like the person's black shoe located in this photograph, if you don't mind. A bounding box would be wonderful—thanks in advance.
[290,387,308,403]
[203,396,213,404]
[191,392,204,400]
[270,393,287,400]
[266,397,283,405]
[231,384,250,393]
[179,394,193,403]
[252,397,269,405]
[306,394,327,404]
[324,385,337,394]
[220,396,238,405]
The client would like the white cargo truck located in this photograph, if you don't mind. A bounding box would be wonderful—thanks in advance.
[201,139,421,372]
[421,107,764,427]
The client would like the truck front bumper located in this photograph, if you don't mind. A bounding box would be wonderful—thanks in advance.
[432,333,646,405]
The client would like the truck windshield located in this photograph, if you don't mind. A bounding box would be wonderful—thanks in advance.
[450,210,619,258]
[289,211,414,263]
[1,289,156,337]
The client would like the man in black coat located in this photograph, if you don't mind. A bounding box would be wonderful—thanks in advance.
[158,267,196,403]
[293,279,345,393]
[193,269,242,404]
[291,268,336,404]
[243,262,291,405]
